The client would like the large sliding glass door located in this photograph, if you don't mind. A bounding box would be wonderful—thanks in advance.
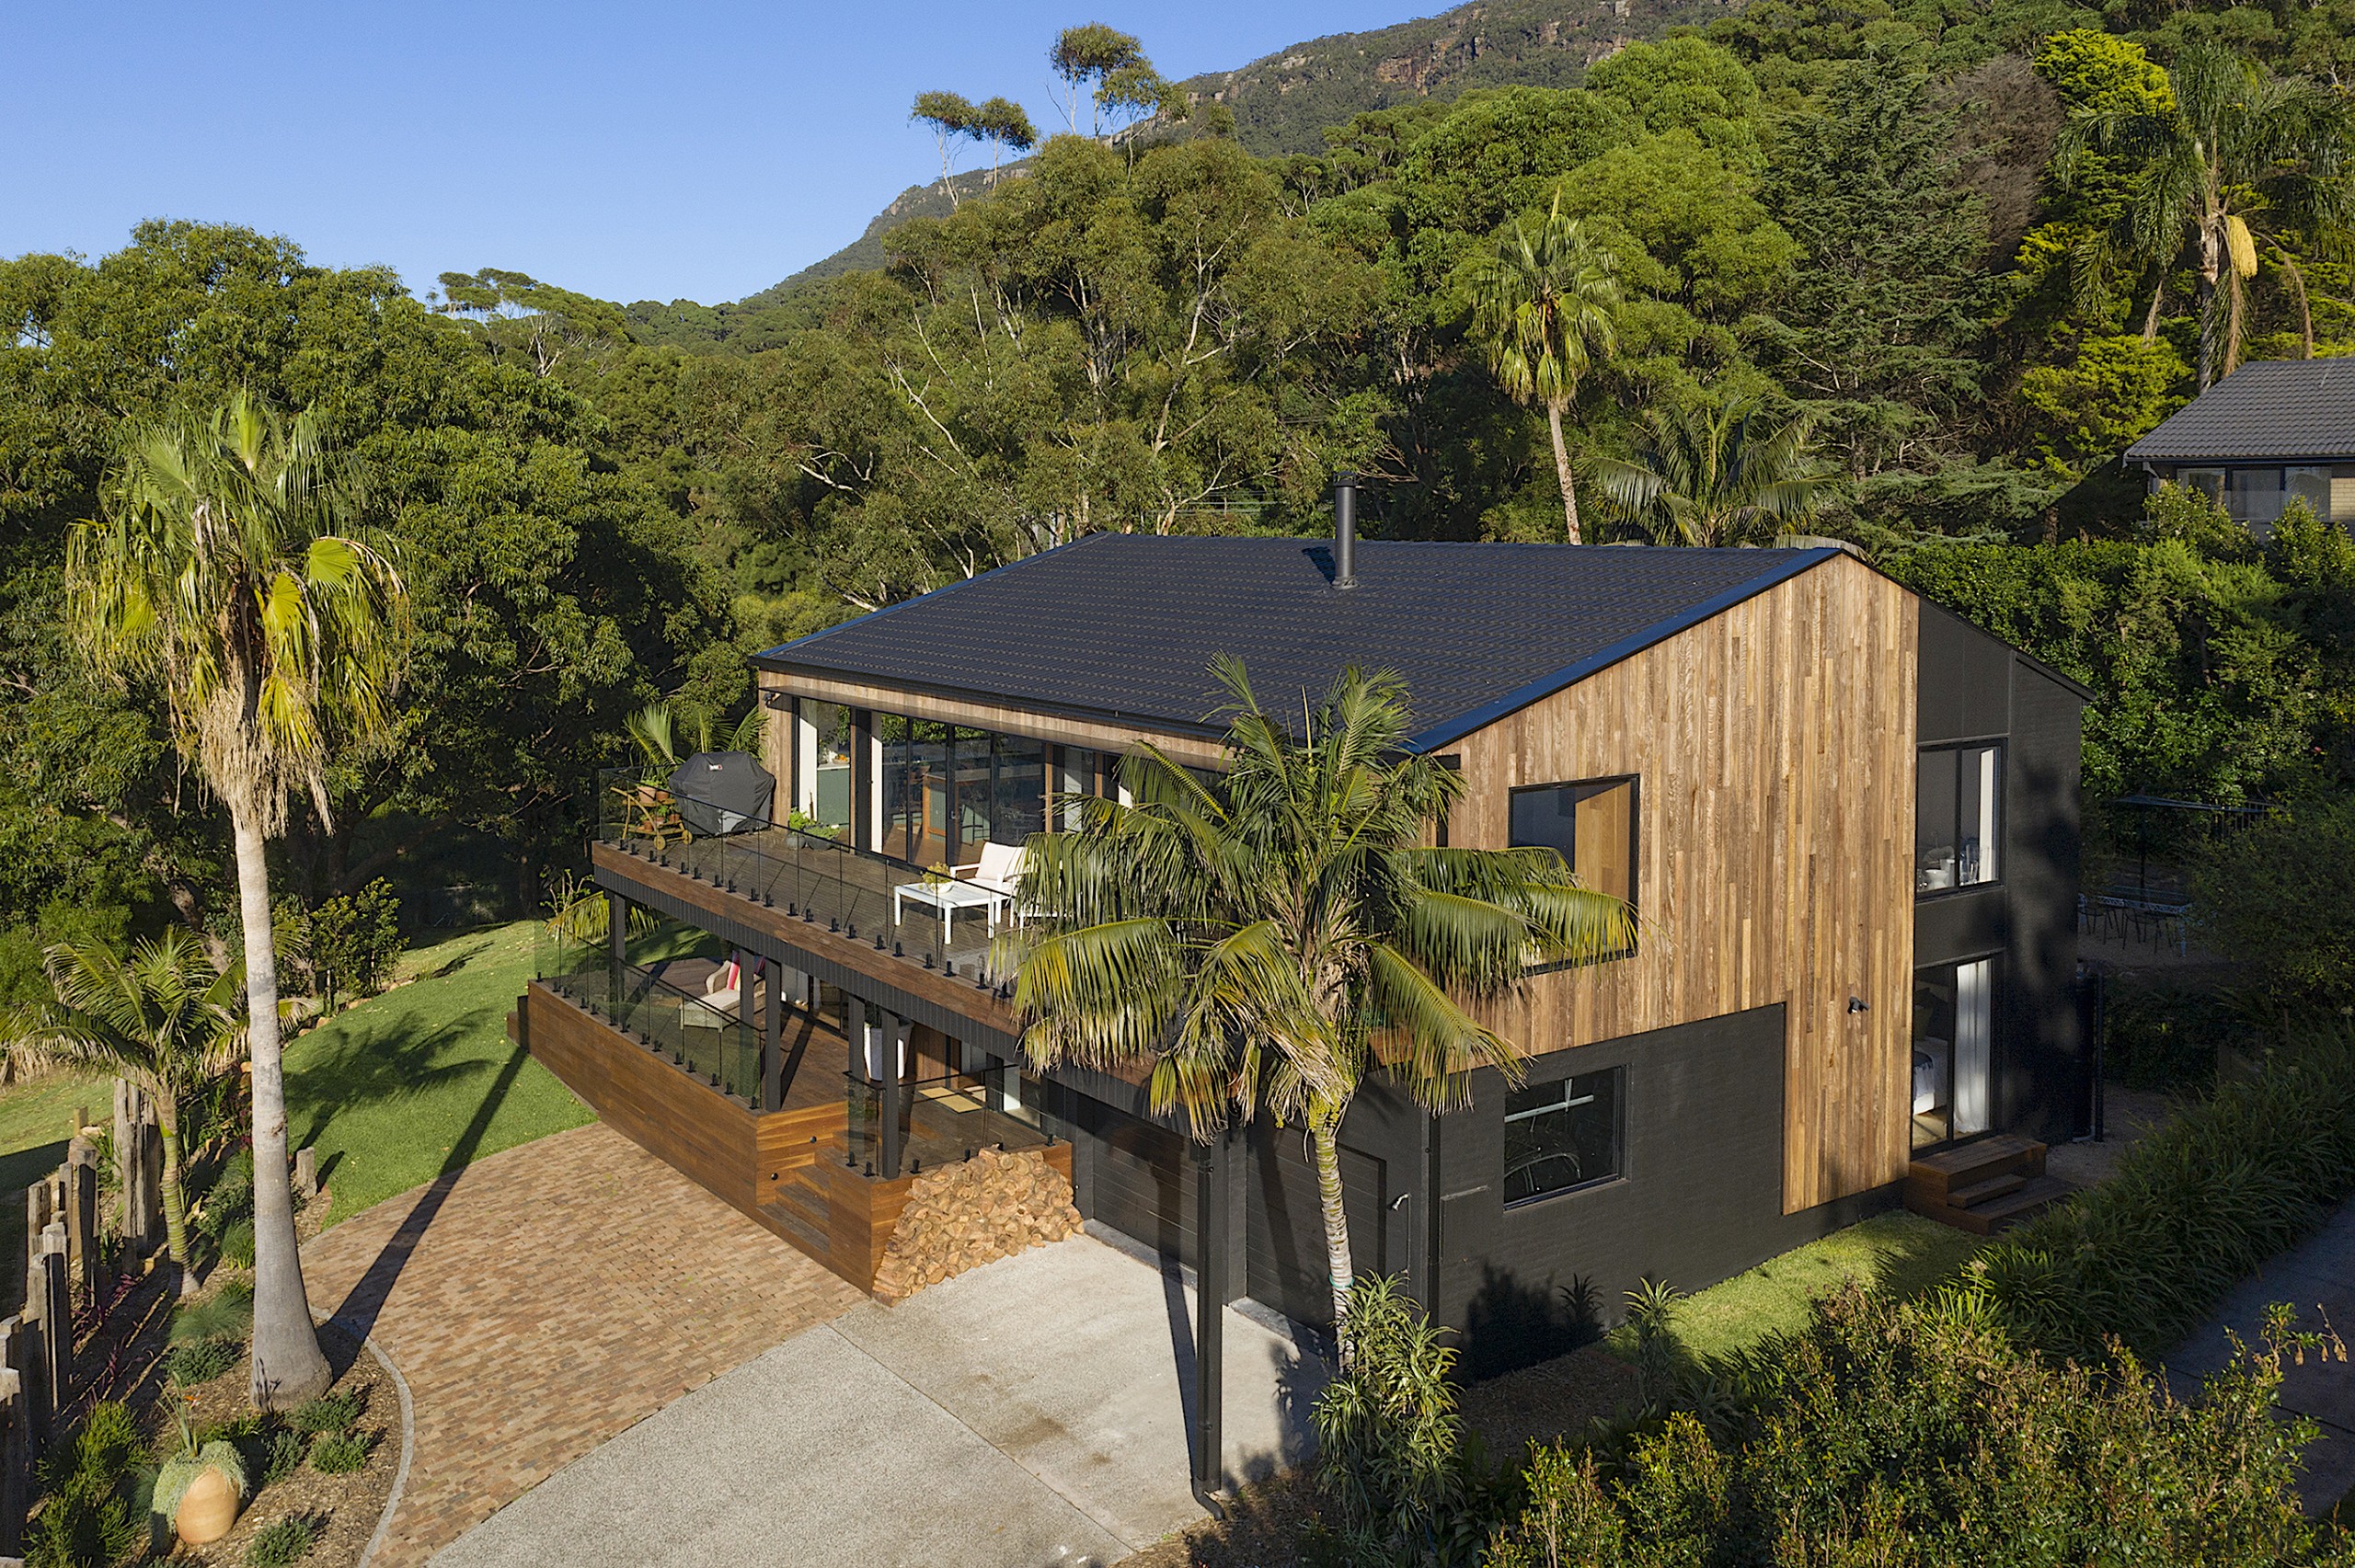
[875,715,1048,868]
[1913,956,1996,1150]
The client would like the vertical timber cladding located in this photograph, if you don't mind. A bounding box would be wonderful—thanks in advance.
[1448,555,1919,1213]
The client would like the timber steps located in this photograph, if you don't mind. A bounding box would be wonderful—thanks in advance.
[1905,1133,2073,1234]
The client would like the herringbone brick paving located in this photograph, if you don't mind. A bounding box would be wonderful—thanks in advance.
[300,1122,863,1567]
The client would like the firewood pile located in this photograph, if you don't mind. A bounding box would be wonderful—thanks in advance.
[872,1146,1082,1302]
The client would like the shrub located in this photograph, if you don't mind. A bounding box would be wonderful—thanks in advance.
[1313,1276,1488,1566]
[2193,800,2355,1004]
[260,1428,306,1489]
[167,1337,239,1387]
[307,1430,370,1475]
[291,1391,362,1436]
[218,1217,257,1269]
[1980,1021,2355,1359]
[27,1402,143,1568]
[1486,1288,2334,1566]
[194,1150,256,1240]
[246,1512,322,1568]
[168,1276,253,1344]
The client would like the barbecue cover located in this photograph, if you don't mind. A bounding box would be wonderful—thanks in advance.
[668,750,775,837]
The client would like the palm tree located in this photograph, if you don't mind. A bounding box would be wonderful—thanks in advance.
[1592,397,1830,547]
[2061,44,2355,388]
[6,933,244,1291]
[625,696,764,774]
[66,391,408,1411]
[1464,194,1622,544]
[1005,659,1633,1352]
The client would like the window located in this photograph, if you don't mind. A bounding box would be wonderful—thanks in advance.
[1510,777,1637,906]
[878,717,1048,867]
[1504,1068,1623,1204]
[1917,744,2000,894]
[2288,465,2334,523]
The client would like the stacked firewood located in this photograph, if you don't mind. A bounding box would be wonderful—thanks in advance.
[871,1146,1082,1302]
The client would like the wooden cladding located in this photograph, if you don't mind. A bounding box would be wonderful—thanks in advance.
[754,669,1229,771]
[1450,555,1918,1213]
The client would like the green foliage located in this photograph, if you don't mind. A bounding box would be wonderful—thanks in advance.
[305,1430,370,1475]
[1623,1278,1685,1415]
[291,1391,362,1436]
[1486,1286,2333,1565]
[2017,334,2188,473]
[2193,801,2355,1001]
[246,1513,321,1568]
[259,1428,307,1489]
[306,878,404,1006]
[1981,1021,2355,1359]
[218,1217,257,1269]
[193,1151,256,1241]
[1311,1276,1484,1567]
[169,1277,255,1345]
[167,1337,241,1388]
[26,1403,143,1568]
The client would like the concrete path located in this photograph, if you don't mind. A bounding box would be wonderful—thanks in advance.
[301,1124,865,1566]
[2169,1201,2355,1512]
[432,1235,1327,1568]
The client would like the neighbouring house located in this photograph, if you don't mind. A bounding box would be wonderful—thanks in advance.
[2126,357,2355,533]
[510,482,2091,1376]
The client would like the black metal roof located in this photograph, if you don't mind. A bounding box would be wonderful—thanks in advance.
[2125,358,2355,464]
[754,535,1839,752]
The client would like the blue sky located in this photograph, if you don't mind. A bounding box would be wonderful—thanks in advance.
[5,2,1389,307]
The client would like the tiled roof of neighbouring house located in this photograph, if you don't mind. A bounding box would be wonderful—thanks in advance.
[2125,357,2355,464]
[754,535,1839,752]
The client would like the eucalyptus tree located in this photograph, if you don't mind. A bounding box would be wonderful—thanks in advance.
[6,932,243,1289]
[1592,396,1828,546]
[1006,661,1633,1351]
[912,91,982,208]
[1049,23,1147,138]
[975,96,1038,183]
[65,391,408,1410]
[1464,194,1622,544]
[2061,43,2355,387]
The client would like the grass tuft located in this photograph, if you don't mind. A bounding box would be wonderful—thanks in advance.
[245,1511,321,1568]
[290,1391,361,1436]
[306,1430,369,1475]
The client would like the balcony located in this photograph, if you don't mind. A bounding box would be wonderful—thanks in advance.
[596,768,1018,994]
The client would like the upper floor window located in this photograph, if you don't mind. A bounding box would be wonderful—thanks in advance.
[1918,743,1999,895]
[1510,777,1637,907]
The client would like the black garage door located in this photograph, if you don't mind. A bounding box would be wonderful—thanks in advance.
[1073,1095,1197,1266]
[1249,1123,1387,1328]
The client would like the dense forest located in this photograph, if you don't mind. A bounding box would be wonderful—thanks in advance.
[6,0,2355,1001]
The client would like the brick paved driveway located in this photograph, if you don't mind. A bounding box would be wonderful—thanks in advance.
[300,1122,863,1568]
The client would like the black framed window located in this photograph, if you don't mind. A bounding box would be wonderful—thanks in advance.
[1916,744,2000,895]
[1503,1068,1624,1204]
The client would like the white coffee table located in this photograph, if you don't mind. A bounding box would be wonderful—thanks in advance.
[892,879,1008,946]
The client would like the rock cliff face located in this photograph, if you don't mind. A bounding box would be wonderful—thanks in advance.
[1172,0,1736,155]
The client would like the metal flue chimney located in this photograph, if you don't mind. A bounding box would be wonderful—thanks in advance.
[1333,472,1360,590]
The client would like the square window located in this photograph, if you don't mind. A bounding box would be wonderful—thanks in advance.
[1509,777,1637,906]
[1917,744,2000,894]
[1504,1068,1623,1204]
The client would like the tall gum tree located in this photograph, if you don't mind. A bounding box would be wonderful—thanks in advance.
[66,392,408,1411]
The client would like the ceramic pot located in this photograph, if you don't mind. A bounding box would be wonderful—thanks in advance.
[175,1465,241,1546]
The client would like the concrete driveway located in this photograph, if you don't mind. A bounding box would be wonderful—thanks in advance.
[431,1235,1326,1568]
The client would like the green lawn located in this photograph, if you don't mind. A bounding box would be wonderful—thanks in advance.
[1609,1212,1985,1365]
[285,921,592,1223]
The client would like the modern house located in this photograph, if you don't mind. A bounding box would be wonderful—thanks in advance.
[2126,357,2355,532]
[511,495,2091,1374]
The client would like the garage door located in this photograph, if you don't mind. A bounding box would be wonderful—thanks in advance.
[1248,1124,1386,1328]
[1074,1097,1196,1267]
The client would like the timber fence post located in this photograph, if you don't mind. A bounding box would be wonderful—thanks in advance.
[0,1319,36,1472]
[34,1227,66,1426]
[0,1364,23,1557]
[113,1079,164,1263]
[63,1142,97,1310]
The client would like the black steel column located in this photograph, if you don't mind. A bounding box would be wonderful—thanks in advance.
[762,960,785,1113]
[606,891,628,966]
[1191,1127,1231,1510]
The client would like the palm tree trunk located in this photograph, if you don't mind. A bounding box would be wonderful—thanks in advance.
[156,1098,193,1298]
[2141,280,2165,344]
[1545,400,1581,544]
[1309,1105,1355,1364]
[230,793,331,1411]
